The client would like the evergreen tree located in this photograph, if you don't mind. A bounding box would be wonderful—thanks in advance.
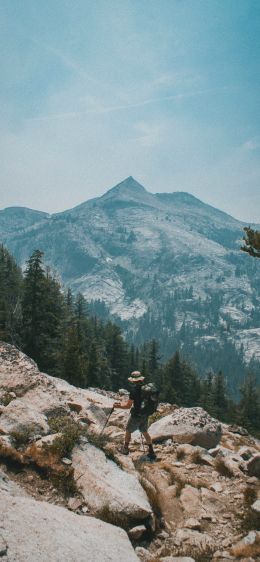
[237,373,260,433]
[21,250,64,372]
[212,370,228,421]
[105,323,128,390]
[0,244,23,344]
[22,250,47,365]
[161,351,183,404]
[241,227,260,258]
[200,372,215,414]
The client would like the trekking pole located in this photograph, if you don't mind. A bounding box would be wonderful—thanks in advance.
[140,433,145,453]
[100,406,114,436]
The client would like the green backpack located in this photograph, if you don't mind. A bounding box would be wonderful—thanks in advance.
[140,383,159,415]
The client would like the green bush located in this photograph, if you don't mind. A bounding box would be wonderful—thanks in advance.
[10,428,32,449]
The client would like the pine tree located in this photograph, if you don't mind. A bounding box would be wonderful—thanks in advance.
[200,372,215,414]
[238,373,260,433]
[22,250,47,365]
[105,323,128,390]
[87,341,101,387]
[212,370,228,421]
[241,227,260,258]
[21,250,64,372]
[0,245,23,344]
[161,351,183,404]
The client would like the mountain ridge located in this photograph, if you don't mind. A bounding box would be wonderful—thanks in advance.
[1,177,260,390]
[1,176,256,226]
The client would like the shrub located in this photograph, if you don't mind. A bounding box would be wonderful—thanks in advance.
[1,393,16,406]
[48,419,81,459]
[50,468,78,498]
[9,428,32,449]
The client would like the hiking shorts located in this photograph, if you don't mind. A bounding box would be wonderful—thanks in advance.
[126,412,148,433]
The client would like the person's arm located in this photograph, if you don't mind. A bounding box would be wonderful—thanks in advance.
[113,399,133,410]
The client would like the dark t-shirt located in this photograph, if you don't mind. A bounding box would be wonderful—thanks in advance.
[129,383,143,415]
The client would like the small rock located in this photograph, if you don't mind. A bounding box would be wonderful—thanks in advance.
[210,482,223,493]
[9,392,16,398]
[24,474,34,483]
[128,525,146,540]
[222,538,232,548]
[135,547,154,561]
[238,447,254,460]
[82,506,89,513]
[67,402,82,413]
[67,497,83,511]
[184,518,201,530]
[246,476,258,485]
[247,455,260,478]
[160,558,196,562]
[157,531,169,539]
[252,499,260,513]
[61,457,72,465]
[212,550,234,559]
[0,537,8,556]
[201,514,213,521]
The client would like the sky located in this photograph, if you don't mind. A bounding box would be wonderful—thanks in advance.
[0,0,260,223]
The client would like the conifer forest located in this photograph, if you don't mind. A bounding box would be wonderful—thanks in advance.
[0,243,259,437]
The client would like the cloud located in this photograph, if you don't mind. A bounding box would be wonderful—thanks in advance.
[241,139,260,152]
[27,87,217,122]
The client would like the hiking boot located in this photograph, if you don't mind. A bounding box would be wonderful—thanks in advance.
[120,445,130,455]
[147,451,157,461]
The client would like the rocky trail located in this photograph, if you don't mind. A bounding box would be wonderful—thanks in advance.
[1,342,260,562]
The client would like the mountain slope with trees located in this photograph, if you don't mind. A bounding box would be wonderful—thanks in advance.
[0,244,259,435]
[1,177,260,394]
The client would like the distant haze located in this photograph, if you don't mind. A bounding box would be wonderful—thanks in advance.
[0,0,260,223]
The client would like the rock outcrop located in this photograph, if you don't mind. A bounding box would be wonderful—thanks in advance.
[1,341,260,562]
[72,441,152,523]
[0,478,140,562]
[148,407,222,449]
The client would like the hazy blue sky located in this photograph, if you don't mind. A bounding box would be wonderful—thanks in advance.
[1,0,260,222]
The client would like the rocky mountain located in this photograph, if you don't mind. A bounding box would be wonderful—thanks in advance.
[1,177,260,387]
[1,341,260,561]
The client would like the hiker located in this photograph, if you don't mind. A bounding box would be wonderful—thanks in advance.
[113,370,157,460]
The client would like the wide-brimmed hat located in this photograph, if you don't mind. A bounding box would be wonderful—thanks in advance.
[128,370,145,383]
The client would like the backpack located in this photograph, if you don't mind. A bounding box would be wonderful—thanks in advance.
[140,383,159,415]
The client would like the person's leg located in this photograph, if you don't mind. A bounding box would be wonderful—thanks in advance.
[141,421,156,459]
[124,430,131,447]
[121,414,138,454]
[142,431,152,445]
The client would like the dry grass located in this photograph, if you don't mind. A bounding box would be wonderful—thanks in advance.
[139,475,160,513]
[49,468,78,497]
[243,485,257,506]
[0,440,24,464]
[190,450,204,465]
[214,457,233,478]
[176,448,186,461]
[238,486,260,533]
[231,539,260,559]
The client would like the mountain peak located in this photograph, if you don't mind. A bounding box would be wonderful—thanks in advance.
[102,176,147,199]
